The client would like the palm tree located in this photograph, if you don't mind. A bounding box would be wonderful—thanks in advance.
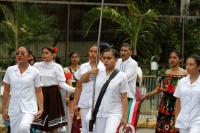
[0,3,58,54]
[0,4,32,54]
[82,0,159,54]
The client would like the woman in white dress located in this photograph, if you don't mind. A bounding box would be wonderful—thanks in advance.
[2,46,44,133]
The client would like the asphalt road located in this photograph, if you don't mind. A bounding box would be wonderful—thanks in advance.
[137,128,155,133]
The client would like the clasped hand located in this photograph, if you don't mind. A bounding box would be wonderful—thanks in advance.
[88,67,99,74]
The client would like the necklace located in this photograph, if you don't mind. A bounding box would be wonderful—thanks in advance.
[69,65,79,81]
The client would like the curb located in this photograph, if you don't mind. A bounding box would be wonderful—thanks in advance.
[137,119,156,129]
[0,124,7,133]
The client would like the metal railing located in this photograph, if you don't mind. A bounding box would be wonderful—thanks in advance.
[139,75,162,124]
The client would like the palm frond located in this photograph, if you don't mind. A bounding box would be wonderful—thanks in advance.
[82,0,158,54]
[0,3,58,53]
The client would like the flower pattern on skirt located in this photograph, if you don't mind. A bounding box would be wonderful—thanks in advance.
[155,74,185,133]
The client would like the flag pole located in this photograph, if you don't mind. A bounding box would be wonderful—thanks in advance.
[89,0,105,131]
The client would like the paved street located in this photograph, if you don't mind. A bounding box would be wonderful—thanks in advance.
[137,128,155,133]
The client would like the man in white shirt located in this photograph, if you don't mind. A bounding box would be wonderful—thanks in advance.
[116,43,138,100]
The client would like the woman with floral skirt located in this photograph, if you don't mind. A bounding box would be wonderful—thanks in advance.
[141,51,187,133]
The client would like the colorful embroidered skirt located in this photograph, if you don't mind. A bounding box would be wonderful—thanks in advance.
[156,95,179,133]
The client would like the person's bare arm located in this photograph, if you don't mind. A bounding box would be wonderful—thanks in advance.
[73,80,82,115]
[140,89,161,102]
[33,87,44,121]
[79,67,98,83]
[2,83,10,121]
[121,93,128,130]
[141,69,168,102]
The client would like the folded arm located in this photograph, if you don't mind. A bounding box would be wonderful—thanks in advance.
[79,67,98,83]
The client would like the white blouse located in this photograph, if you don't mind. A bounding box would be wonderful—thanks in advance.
[3,65,43,116]
[89,68,129,118]
[75,61,105,108]
[33,61,74,92]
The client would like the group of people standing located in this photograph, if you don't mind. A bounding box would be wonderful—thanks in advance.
[1,42,200,133]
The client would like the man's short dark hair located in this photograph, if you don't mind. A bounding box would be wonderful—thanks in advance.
[121,43,132,51]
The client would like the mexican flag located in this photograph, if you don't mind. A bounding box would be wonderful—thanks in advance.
[117,98,141,133]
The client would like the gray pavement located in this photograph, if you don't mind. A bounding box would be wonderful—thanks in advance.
[0,114,156,133]
[137,128,155,133]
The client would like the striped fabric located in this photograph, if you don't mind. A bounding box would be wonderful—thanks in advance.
[127,98,141,132]
[117,98,141,133]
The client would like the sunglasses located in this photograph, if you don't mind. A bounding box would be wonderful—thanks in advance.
[15,51,26,56]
